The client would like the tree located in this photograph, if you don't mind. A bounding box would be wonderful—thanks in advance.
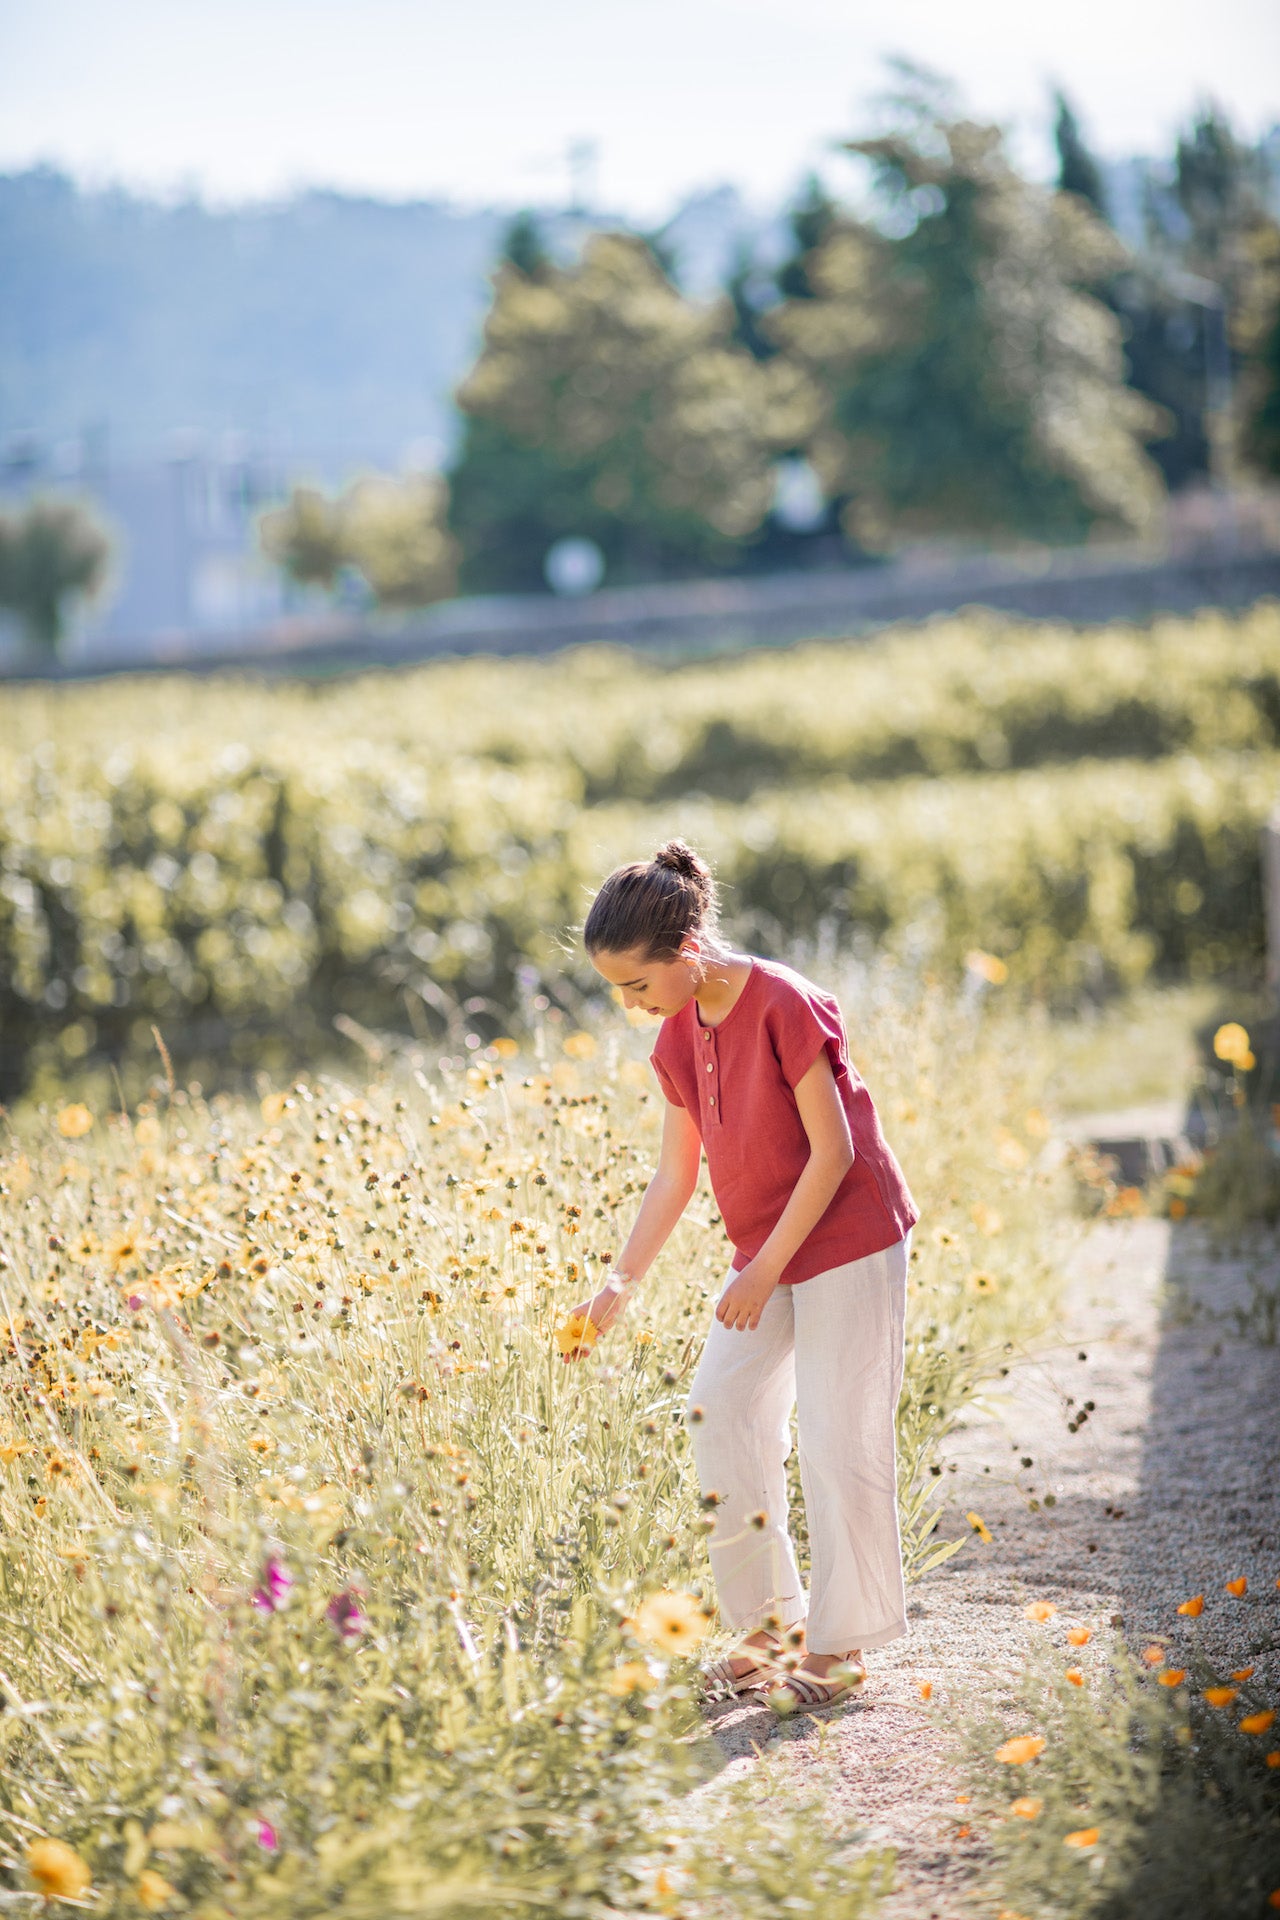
[768,106,1168,549]
[1053,90,1108,219]
[258,485,348,590]
[343,474,458,608]
[500,209,550,282]
[775,174,841,304]
[1235,216,1280,478]
[257,474,457,609]
[448,232,816,590]
[0,494,111,656]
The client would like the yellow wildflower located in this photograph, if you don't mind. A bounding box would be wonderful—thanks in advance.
[555,1312,599,1358]
[1212,1023,1251,1068]
[137,1867,176,1910]
[26,1838,92,1897]
[606,1662,657,1695]
[631,1590,710,1655]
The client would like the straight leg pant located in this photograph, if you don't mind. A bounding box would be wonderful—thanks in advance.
[685,1232,911,1655]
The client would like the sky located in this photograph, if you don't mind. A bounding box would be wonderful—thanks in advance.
[0,0,1277,222]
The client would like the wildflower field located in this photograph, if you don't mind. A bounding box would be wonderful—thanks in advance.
[0,975,1070,1916]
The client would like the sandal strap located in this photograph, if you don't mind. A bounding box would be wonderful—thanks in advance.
[703,1641,785,1697]
[768,1667,862,1708]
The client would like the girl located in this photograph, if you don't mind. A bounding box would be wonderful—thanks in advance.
[565,839,919,1714]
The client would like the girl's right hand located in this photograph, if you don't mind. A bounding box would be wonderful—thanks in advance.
[562,1281,629,1361]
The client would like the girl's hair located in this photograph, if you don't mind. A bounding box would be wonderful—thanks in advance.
[583,839,722,960]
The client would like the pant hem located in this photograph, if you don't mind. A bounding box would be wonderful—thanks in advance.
[807,1616,908,1655]
[727,1595,808,1635]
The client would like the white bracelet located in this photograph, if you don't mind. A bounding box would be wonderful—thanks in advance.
[601,1267,637,1295]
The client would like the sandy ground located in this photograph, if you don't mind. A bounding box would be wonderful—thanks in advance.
[689,1215,1280,1917]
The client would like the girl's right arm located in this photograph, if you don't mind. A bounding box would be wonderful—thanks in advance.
[565,1099,702,1355]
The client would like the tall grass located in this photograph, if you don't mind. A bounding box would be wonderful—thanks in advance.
[0,971,1070,1914]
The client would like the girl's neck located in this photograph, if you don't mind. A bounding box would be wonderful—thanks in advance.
[693,951,754,1027]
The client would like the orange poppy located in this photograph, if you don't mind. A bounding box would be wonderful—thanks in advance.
[1063,1828,1099,1849]
[1202,1687,1238,1707]
[1066,1628,1091,1646]
[1241,1710,1276,1735]
[1141,1645,1166,1665]
[1232,1667,1256,1681]
[1023,1601,1057,1623]
[1176,1595,1204,1617]
[1225,1577,1247,1596]
[1158,1669,1187,1687]
[1010,1796,1042,1819]
[919,1681,933,1700]
[995,1735,1046,1765]
[1065,1668,1085,1687]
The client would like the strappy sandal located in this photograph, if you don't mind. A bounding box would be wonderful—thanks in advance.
[765,1661,866,1715]
[701,1636,786,1703]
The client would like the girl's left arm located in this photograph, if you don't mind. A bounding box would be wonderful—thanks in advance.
[715,1049,854,1332]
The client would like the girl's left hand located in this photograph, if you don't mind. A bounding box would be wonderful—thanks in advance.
[715,1259,779,1332]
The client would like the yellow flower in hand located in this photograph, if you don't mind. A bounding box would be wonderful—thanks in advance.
[555,1312,599,1358]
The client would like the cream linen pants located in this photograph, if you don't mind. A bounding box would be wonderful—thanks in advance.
[686,1232,911,1655]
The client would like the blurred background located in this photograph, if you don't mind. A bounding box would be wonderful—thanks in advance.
[1,0,1279,1171]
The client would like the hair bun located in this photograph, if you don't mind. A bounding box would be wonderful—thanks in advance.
[653,839,701,880]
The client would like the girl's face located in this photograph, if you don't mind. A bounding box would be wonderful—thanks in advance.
[589,942,701,1020]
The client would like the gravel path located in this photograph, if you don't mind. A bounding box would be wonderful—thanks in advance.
[691,1216,1280,1916]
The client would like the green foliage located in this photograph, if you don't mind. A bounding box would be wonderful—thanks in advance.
[959,1637,1280,1919]
[2,604,1277,1099]
[258,485,349,591]
[1236,218,1280,479]
[258,476,458,610]
[0,493,112,656]
[448,232,817,590]
[0,980,1064,1912]
[500,209,550,282]
[1053,90,1108,220]
[770,103,1167,548]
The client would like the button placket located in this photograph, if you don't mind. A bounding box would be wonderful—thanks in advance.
[702,1024,721,1125]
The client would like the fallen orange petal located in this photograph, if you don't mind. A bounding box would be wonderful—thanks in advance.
[1231,1667,1255,1681]
[1065,1668,1085,1686]
[1203,1687,1238,1707]
[1177,1595,1204,1617]
[1225,1577,1247,1596]
[1241,1710,1276,1735]
[1141,1645,1166,1665]
[1158,1668,1187,1687]
[919,1681,933,1700]
[1066,1628,1091,1646]
[1064,1828,1099,1849]
[1023,1601,1057,1623]
[1265,1751,1280,1768]
[954,1795,970,1805]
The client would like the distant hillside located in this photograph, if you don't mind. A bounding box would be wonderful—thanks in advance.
[0,168,508,475]
[5,148,1276,485]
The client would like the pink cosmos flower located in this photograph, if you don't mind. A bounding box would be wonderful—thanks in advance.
[251,1558,292,1613]
[325,1590,367,1643]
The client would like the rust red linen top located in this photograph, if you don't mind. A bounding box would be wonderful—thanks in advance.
[650,956,919,1284]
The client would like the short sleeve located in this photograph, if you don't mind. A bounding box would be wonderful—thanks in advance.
[650,1050,685,1108]
[772,985,848,1092]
